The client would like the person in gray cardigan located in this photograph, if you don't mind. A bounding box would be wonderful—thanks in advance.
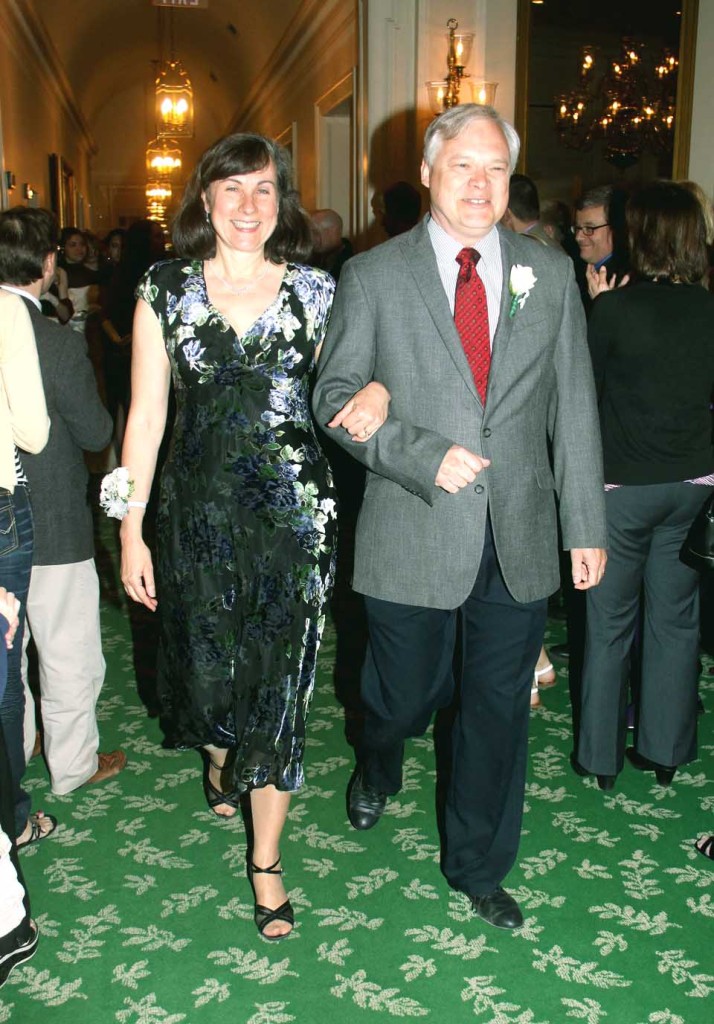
[0,206,125,793]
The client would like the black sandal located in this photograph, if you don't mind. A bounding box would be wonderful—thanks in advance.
[201,753,240,817]
[695,834,714,861]
[17,812,58,849]
[247,857,294,941]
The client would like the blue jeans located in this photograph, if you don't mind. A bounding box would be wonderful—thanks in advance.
[0,485,34,835]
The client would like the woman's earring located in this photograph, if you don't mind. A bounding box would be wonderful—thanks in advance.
[205,208,211,222]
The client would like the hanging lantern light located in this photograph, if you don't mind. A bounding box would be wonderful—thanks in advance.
[145,179,171,227]
[155,59,194,137]
[146,136,182,178]
[145,180,172,204]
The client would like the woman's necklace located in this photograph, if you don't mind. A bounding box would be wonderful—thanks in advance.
[215,263,270,297]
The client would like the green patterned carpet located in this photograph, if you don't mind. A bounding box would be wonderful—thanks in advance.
[3,528,713,1024]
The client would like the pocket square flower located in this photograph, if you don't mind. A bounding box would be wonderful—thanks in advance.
[509,265,537,317]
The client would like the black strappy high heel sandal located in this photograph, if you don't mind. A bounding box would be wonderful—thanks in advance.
[247,857,294,941]
[201,752,240,817]
[695,834,714,861]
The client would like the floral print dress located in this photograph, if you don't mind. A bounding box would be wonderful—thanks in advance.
[137,259,337,793]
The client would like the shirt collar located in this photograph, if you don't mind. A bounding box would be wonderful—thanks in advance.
[0,284,41,311]
[594,252,613,271]
[426,214,500,266]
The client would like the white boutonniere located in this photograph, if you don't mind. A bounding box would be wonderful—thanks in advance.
[509,264,537,318]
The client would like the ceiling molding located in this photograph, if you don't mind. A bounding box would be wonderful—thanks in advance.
[8,0,97,154]
[229,0,356,130]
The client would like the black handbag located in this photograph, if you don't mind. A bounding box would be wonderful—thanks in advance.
[680,491,714,571]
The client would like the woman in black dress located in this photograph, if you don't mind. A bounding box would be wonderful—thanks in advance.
[117,133,385,941]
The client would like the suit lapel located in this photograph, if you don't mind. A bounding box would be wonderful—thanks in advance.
[487,226,517,390]
[399,222,479,401]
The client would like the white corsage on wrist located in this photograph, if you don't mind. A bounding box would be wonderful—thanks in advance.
[509,264,537,318]
[99,467,147,520]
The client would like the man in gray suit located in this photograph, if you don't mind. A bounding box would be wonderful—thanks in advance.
[313,105,607,929]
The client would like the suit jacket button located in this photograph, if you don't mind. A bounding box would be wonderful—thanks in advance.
[483,427,492,437]
[475,484,484,494]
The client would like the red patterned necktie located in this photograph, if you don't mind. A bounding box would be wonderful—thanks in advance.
[454,247,490,403]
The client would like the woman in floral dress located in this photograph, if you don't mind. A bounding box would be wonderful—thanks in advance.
[118,134,386,941]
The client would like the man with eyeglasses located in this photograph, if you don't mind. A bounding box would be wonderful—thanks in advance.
[572,185,629,312]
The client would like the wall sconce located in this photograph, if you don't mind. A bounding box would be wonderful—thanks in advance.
[467,81,499,107]
[23,184,36,200]
[425,18,498,115]
[4,172,16,192]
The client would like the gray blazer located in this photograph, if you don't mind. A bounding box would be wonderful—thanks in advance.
[22,299,112,565]
[313,220,606,609]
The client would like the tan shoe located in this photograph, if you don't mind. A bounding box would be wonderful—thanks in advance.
[85,750,127,785]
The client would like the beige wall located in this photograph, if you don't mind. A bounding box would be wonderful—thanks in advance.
[0,2,94,224]
[229,0,357,221]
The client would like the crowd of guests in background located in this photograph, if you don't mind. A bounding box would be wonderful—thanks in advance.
[1,122,714,982]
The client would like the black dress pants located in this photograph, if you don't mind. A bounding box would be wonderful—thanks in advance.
[359,521,546,896]
[578,482,709,775]
[0,715,31,955]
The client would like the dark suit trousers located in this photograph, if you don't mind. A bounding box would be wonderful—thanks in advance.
[359,521,546,896]
[0,703,31,952]
[578,482,708,775]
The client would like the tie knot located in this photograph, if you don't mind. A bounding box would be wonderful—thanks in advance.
[456,248,480,279]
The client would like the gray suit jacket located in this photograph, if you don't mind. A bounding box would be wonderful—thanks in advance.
[313,220,606,609]
[522,221,561,249]
[22,298,112,565]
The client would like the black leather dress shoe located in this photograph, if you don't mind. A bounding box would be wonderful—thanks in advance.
[347,768,387,830]
[468,887,524,930]
[625,747,676,786]
[569,752,616,791]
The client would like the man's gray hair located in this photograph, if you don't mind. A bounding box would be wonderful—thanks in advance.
[423,105,520,173]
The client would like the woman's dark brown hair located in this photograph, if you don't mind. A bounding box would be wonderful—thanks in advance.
[172,133,311,263]
[627,180,708,285]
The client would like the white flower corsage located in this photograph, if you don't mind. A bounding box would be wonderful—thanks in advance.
[509,264,537,318]
[99,467,146,520]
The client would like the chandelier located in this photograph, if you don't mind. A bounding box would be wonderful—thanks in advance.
[425,18,498,116]
[554,39,678,168]
[145,181,172,229]
[146,136,182,178]
[145,182,172,202]
[153,6,194,137]
[144,139,181,222]
[146,8,191,222]
[155,59,194,137]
